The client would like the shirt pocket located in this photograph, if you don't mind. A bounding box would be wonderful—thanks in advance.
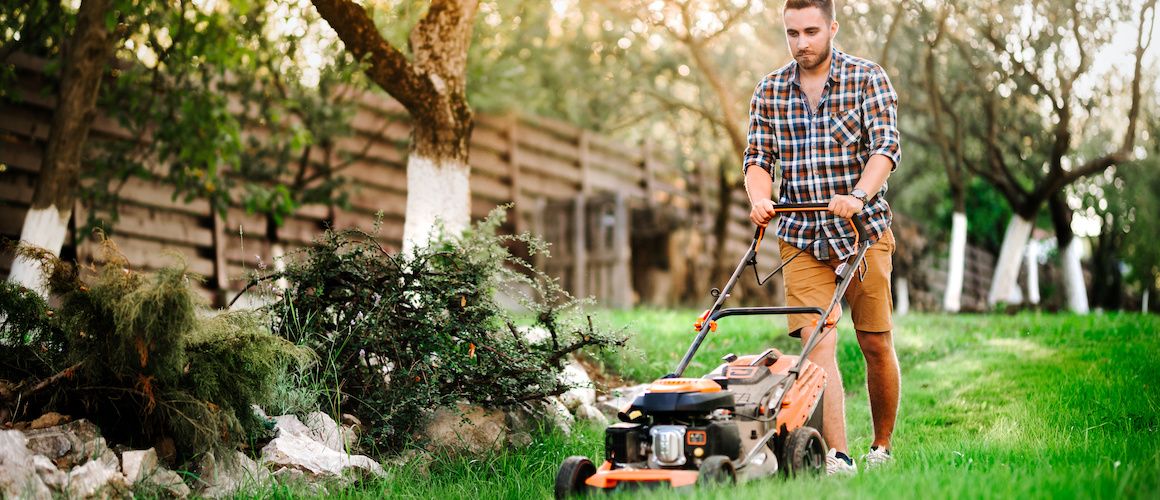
[829,108,863,148]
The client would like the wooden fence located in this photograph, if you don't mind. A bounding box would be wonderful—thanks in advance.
[0,53,756,307]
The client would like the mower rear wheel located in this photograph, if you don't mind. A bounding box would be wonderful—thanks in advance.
[782,426,826,477]
[555,456,596,499]
[698,455,737,486]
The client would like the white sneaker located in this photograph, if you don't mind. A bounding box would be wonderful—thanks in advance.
[863,446,893,470]
[825,448,857,476]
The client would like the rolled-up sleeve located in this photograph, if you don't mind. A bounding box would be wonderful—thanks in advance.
[742,81,778,176]
[861,66,901,170]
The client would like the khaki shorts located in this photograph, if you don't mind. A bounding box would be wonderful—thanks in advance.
[780,228,896,336]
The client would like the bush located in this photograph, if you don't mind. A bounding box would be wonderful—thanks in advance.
[0,238,312,461]
[261,209,625,454]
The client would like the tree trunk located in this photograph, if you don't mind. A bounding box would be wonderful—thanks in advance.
[1048,193,1089,313]
[7,0,117,297]
[311,0,478,252]
[1025,238,1040,306]
[894,276,909,316]
[943,211,968,312]
[987,215,1033,307]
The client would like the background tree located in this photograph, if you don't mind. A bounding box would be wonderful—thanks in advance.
[310,0,480,253]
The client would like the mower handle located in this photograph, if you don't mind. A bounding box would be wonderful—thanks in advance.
[754,202,870,250]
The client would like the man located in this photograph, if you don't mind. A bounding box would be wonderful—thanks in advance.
[743,0,901,475]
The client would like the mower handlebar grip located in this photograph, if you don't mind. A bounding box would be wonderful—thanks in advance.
[769,202,869,242]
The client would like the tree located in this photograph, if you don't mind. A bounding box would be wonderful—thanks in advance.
[922,0,1156,311]
[6,0,120,296]
[310,0,480,253]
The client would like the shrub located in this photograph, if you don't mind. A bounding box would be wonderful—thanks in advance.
[0,238,312,461]
[261,209,625,453]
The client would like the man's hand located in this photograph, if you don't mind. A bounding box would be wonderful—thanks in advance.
[828,194,865,219]
[750,199,777,227]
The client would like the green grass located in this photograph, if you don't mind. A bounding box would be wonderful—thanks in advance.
[250,312,1160,499]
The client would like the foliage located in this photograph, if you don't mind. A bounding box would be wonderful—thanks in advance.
[0,238,311,461]
[261,209,626,454]
[0,0,361,239]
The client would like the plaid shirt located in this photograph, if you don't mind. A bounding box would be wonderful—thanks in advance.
[743,48,901,260]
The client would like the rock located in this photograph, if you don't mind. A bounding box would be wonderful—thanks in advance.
[303,412,347,453]
[32,454,67,491]
[251,405,270,421]
[195,451,272,499]
[506,431,533,449]
[542,397,574,436]
[141,467,191,498]
[383,448,434,476]
[120,448,159,486]
[29,412,70,430]
[261,433,384,481]
[595,402,621,420]
[575,404,609,427]
[520,326,551,344]
[424,403,506,455]
[271,414,312,439]
[65,458,128,499]
[0,430,53,500]
[340,413,362,429]
[23,419,117,471]
[558,362,596,410]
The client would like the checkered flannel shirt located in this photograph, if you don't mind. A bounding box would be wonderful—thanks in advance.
[743,48,901,260]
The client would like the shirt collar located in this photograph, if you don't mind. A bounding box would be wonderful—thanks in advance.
[790,47,845,88]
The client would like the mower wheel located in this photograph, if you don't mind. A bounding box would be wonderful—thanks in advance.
[782,426,826,477]
[555,456,596,499]
[698,455,737,485]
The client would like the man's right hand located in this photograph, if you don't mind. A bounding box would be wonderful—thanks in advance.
[750,199,777,227]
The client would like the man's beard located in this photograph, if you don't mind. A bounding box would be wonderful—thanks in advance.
[794,38,832,70]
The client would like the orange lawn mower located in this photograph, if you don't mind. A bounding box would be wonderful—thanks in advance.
[554,203,873,497]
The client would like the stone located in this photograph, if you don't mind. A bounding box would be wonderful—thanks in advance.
[543,397,574,436]
[575,404,610,427]
[424,403,506,455]
[0,430,53,500]
[140,467,191,498]
[340,413,362,429]
[558,362,596,411]
[383,449,434,477]
[261,433,385,481]
[65,458,128,499]
[23,419,110,470]
[29,412,70,430]
[195,451,272,499]
[303,412,347,453]
[506,431,533,449]
[120,448,159,486]
[271,414,312,439]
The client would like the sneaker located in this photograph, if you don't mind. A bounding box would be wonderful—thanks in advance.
[825,448,857,476]
[863,446,893,470]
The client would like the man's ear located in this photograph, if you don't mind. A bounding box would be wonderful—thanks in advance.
[831,20,839,39]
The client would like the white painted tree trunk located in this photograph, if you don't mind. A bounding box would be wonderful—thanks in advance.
[1025,239,1041,305]
[1143,288,1150,313]
[1061,237,1090,313]
[943,211,968,312]
[7,206,71,297]
[987,215,1033,307]
[894,277,910,316]
[402,154,471,255]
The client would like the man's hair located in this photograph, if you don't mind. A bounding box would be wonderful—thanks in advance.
[784,0,835,21]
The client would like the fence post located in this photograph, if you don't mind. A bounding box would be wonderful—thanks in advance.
[573,130,591,300]
[642,138,656,206]
[507,114,523,233]
[612,191,632,308]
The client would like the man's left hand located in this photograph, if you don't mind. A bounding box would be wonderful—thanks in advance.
[829,194,865,219]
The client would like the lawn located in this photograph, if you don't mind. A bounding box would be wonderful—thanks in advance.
[267,311,1160,499]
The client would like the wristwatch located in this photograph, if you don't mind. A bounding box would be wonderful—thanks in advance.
[850,188,869,203]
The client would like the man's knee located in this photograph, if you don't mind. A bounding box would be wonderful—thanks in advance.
[856,330,894,359]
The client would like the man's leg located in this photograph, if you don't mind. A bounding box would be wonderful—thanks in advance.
[856,329,899,450]
[802,326,847,453]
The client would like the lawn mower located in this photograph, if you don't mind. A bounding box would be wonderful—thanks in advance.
[555,203,873,497]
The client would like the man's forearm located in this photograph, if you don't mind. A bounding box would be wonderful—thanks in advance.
[855,155,894,198]
[745,166,774,205]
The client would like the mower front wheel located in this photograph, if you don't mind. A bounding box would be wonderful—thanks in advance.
[555,456,596,499]
[782,426,826,477]
[698,455,737,486]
